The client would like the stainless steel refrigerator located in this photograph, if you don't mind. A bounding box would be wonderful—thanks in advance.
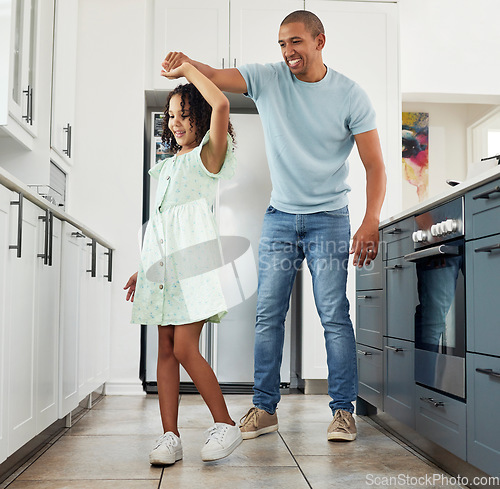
[141,112,292,394]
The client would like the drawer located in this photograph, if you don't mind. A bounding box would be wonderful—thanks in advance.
[415,384,466,460]
[356,233,384,290]
[467,353,500,477]
[382,217,415,260]
[466,235,500,357]
[465,177,500,240]
[356,290,385,349]
[357,344,383,410]
[385,257,417,341]
[384,338,415,429]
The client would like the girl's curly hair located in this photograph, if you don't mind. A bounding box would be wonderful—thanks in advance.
[161,83,235,153]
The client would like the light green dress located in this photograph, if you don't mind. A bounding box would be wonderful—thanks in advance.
[131,131,236,326]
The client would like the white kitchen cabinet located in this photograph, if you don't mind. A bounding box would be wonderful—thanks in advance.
[5,194,39,454]
[229,0,303,66]
[35,213,61,433]
[152,0,229,90]
[0,185,11,464]
[51,0,78,166]
[151,0,301,90]
[300,1,399,380]
[59,222,84,416]
[7,0,41,143]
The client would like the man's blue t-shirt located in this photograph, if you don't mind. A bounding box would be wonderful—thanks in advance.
[237,62,377,214]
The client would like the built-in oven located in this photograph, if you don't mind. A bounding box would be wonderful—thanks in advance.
[404,197,466,399]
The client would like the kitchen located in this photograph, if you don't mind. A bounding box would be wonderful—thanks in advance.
[1,0,500,487]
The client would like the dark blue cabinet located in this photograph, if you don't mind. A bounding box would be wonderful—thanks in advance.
[384,338,415,429]
[357,345,383,410]
[467,353,500,478]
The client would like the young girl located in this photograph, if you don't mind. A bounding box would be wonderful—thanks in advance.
[124,62,241,464]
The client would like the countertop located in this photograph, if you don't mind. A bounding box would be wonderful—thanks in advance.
[380,164,500,227]
[0,166,114,250]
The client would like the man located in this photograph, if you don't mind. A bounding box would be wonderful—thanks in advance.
[162,10,386,442]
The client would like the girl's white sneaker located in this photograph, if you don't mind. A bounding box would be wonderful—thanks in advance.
[201,422,243,461]
[149,431,183,465]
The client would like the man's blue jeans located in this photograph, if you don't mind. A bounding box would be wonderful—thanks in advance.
[253,205,358,415]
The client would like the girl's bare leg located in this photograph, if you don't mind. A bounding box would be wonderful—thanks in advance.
[173,321,234,425]
[157,325,180,436]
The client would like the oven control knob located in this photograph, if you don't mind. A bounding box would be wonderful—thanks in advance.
[413,230,427,242]
[430,224,439,237]
[438,222,446,235]
[445,219,457,233]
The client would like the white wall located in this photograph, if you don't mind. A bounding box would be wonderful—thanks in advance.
[400,0,500,98]
[71,0,147,394]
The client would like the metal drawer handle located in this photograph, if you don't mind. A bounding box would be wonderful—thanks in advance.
[103,249,113,282]
[86,239,97,277]
[420,397,445,407]
[385,227,402,235]
[9,193,23,258]
[37,209,50,265]
[476,368,500,378]
[475,243,500,253]
[71,231,86,238]
[357,295,372,300]
[386,346,404,352]
[357,349,373,356]
[384,264,403,270]
[472,185,500,200]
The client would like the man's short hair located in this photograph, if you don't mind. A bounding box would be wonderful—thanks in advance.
[280,10,325,38]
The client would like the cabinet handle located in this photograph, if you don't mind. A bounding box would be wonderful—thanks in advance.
[386,346,404,352]
[71,231,86,238]
[103,249,113,282]
[29,86,33,125]
[87,239,97,277]
[233,58,237,68]
[357,349,372,356]
[221,58,224,69]
[63,123,72,158]
[384,264,403,270]
[9,193,24,258]
[474,243,500,253]
[37,209,50,265]
[385,227,402,235]
[476,368,500,378]
[22,85,30,122]
[48,211,54,266]
[357,295,372,299]
[472,185,500,200]
[420,397,445,407]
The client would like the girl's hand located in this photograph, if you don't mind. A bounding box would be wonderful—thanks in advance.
[161,63,186,80]
[124,272,138,302]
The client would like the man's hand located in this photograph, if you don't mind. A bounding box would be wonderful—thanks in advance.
[124,272,138,302]
[161,62,188,80]
[161,52,192,75]
[350,216,379,268]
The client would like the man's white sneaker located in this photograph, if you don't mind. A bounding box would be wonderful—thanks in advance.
[149,431,183,465]
[201,422,243,461]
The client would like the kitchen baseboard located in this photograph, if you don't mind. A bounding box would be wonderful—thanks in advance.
[104,380,146,396]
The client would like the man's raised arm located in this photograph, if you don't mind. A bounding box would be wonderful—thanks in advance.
[161,52,248,94]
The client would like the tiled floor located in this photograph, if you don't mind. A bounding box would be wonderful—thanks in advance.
[2,394,464,488]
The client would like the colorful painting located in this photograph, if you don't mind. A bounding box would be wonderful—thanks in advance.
[402,112,429,201]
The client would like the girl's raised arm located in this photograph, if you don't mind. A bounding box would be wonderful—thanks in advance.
[162,63,230,174]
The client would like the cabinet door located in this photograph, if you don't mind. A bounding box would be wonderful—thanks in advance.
[466,234,500,357]
[356,232,384,290]
[5,195,39,454]
[9,0,40,137]
[356,289,384,349]
[384,338,415,429]
[51,0,78,164]
[0,186,11,463]
[152,0,229,90]
[357,344,383,410]
[465,177,500,240]
[35,214,61,432]
[467,353,500,478]
[230,0,303,67]
[385,257,417,341]
[59,223,84,416]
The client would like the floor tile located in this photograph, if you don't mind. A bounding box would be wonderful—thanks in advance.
[8,481,159,489]
[15,435,162,481]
